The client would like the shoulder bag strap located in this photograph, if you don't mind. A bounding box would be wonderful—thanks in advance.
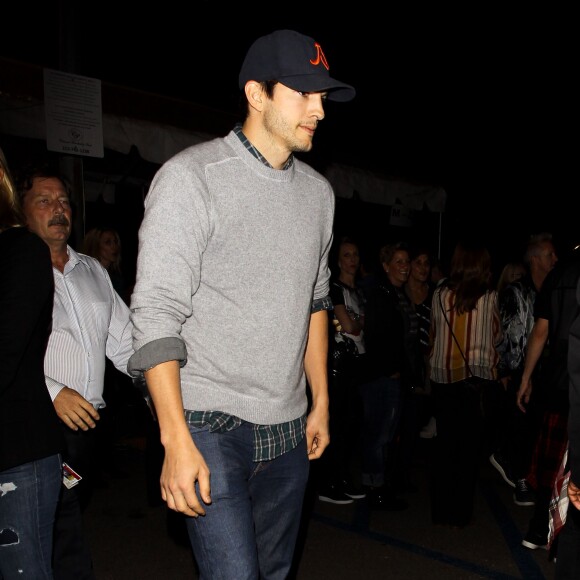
[438,290,474,377]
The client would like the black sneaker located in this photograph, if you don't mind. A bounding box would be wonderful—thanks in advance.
[318,485,354,505]
[341,480,366,500]
[489,453,516,488]
[514,479,536,506]
[521,530,548,550]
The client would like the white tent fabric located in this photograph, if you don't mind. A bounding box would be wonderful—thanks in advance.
[0,94,446,212]
[325,163,446,212]
[0,95,213,165]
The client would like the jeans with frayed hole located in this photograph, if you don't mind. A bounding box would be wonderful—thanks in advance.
[0,454,61,579]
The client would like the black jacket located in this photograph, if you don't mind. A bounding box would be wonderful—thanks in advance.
[534,260,580,411]
[364,278,407,381]
[0,228,63,471]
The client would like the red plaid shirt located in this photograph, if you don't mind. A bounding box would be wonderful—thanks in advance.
[548,444,570,548]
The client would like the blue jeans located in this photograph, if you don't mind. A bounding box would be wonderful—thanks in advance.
[359,376,402,487]
[53,423,99,579]
[185,421,309,580]
[0,454,61,579]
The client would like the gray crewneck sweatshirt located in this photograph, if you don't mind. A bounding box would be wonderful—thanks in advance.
[128,130,334,424]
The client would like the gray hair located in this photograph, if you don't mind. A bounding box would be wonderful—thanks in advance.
[524,232,553,264]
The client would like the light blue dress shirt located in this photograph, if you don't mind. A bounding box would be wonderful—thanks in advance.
[45,246,134,408]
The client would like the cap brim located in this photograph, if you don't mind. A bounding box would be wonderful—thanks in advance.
[278,75,356,102]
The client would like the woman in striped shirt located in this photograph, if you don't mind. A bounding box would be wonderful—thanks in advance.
[428,240,503,527]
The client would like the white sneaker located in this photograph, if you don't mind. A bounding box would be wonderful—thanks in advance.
[419,416,437,439]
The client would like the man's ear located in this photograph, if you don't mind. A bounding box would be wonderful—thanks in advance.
[244,81,265,112]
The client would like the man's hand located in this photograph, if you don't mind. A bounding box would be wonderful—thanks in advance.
[568,478,580,510]
[305,404,330,460]
[516,377,533,413]
[53,386,100,431]
[143,360,211,517]
[160,435,212,517]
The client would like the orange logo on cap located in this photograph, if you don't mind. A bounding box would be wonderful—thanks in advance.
[310,43,329,70]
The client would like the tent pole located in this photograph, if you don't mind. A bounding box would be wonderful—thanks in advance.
[438,212,442,259]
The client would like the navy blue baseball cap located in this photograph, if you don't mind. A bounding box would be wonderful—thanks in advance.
[238,30,356,102]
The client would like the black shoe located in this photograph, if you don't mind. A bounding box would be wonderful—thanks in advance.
[489,453,515,488]
[514,479,536,506]
[318,485,354,505]
[341,480,366,500]
[367,487,408,511]
[521,530,548,550]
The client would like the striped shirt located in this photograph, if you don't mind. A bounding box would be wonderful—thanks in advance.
[45,246,134,408]
[429,285,502,383]
[180,125,332,461]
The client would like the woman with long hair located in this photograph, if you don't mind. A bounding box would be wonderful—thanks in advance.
[429,240,503,527]
[0,149,64,578]
[318,236,367,504]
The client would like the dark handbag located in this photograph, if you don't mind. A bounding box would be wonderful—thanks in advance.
[330,335,359,374]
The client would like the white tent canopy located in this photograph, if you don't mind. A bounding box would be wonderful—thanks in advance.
[0,93,446,213]
[325,163,446,212]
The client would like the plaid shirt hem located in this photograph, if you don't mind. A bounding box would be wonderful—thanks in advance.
[185,410,306,462]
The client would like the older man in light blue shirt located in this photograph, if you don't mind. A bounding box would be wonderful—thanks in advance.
[44,246,133,410]
[19,163,134,580]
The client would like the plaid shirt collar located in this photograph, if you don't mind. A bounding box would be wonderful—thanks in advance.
[233,123,294,171]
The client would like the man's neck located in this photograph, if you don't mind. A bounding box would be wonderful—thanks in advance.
[531,269,547,292]
[49,243,69,273]
[241,120,291,170]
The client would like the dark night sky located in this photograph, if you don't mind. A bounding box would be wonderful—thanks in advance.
[1,4,574,262]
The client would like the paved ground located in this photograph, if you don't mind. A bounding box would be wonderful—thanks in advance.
[83,411,557,580]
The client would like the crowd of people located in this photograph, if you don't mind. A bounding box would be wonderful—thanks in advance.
[1,26,580,580]
[320,230,580,578]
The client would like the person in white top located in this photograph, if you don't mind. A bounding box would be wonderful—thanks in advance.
[17,163,134,580]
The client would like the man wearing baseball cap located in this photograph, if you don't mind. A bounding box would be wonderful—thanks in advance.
[128,29,354,578]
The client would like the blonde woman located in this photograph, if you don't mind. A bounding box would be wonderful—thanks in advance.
[497,261,526,293]
[361,242,413,510]
[0,149,64,578]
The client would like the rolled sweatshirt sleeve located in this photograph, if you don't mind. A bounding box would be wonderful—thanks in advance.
[128,161,210,376]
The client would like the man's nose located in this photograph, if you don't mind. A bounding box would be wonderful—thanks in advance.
[310,94,326,121]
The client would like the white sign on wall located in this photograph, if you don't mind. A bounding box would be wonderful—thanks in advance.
[389,203,413,227]
[44,68,104,158]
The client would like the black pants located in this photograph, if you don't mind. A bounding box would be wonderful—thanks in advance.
[430,379,490,527]
[53,417,108,580]
[316,359,364,490]
[389,387,427,489]
[495,373,544,480]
